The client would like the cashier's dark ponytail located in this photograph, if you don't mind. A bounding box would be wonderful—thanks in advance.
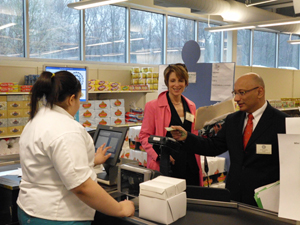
[29,71,81,120]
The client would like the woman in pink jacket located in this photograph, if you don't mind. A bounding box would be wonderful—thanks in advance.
[139,64,203,186]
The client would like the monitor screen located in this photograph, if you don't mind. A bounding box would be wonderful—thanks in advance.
[44,65,88,102]
[93,124,128,167]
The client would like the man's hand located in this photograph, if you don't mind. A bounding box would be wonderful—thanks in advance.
[170,126,187,141]
[94,143,112,166]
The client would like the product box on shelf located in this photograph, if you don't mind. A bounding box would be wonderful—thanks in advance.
[7,109,23,118]
[79,119,96,128]
[7,95,23,102]
[0,110,7,119]
[7,101,24,110]
[95,118,111,126]
[110,99,125,108]
[94,100,110,110]
[0,127,8,136]
[0,102,7,110]
[0,118,8,127]
[94,109,111,119]
[110,116,125,125]
[111,107,125,117]
[78,109,96,118]
[0,96,7,101]
[22,109,30,118]
[7,118,23,127]
[7,125,23,136]
[80,101,95,110]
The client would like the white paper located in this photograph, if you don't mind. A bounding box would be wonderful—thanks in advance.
[188,72,196,83]
[210,63,235,101]
[257,181,280,212]
[286,117,300,134]
[278,134,300,221]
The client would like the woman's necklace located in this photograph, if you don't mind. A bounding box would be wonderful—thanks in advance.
[172,101,182,105]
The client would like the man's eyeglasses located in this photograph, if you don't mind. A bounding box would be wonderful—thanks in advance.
[232,87,259,97]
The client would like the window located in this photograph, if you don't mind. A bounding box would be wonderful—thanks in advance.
[29,0,80,60]
[278,34,299,70]
[85,5,126,63]
[0,0,24,57]
[253,30,276,68]
[198,22,221,63]
[167,16,195,64]
[130,9,163,64]
[237,30,251,66]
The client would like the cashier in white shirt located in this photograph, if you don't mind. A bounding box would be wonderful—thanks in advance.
[17,71,134,225]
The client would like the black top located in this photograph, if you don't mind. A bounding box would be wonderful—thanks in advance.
[166,92,199,185]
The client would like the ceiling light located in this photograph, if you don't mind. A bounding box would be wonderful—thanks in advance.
[287,40,300,44]
[205,17,300,32]
[205,25,256,32]
[0,23,16,30]
[245,0,277,7]
[257,17,300,28]
[67,0,128,10]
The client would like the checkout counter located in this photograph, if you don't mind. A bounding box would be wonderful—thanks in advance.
[0,163,297,225]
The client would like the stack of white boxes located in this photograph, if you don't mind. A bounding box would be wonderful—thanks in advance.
[78,99,125,127]
[139,176,187,224]
[110,99,125,125]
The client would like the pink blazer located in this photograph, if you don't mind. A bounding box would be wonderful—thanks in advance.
[139,91,203,186]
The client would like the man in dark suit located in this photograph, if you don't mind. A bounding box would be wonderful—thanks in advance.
[171,72,289,206]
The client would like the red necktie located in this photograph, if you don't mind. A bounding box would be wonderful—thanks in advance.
[243,113,254,150]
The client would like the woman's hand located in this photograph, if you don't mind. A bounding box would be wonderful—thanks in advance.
[170,125,188,141]
[170,155,175,165]
[119,200,135,217]
[94,143,112,166]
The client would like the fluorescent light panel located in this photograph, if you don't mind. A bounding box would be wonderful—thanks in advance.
[246,0,277,7]
[205,17,300,32]
[67,0,127,10]
[287,40,300,45]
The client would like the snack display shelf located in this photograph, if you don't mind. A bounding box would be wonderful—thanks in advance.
[279,107,300,111]
[0,92,30,95]
[0,135,21,139]
[89,90,157,94]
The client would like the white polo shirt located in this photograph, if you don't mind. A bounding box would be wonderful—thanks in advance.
[17,105,97,221]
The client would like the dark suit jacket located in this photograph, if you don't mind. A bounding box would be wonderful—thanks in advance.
[184,102,289,206]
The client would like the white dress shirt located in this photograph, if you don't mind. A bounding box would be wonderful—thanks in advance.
[243,101,268,132]
[17,105,96,221]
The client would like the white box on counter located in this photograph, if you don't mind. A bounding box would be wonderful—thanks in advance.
[139,192,187,224]
[139,179,176,200]
[152,176,186,195]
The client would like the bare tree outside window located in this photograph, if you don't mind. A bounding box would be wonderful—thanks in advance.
[167,16,195,64]
[198,22,221,63]
[253,30,276,68]
[0,0,24,57]
[237,30,251,66]
[85,5,126,63]
[130,9,163,64]
[278,33,299,70]
[29,0,80,60]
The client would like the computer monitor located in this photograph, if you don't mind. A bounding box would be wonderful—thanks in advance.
[93,124,128,185]
[44,65,88,102]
